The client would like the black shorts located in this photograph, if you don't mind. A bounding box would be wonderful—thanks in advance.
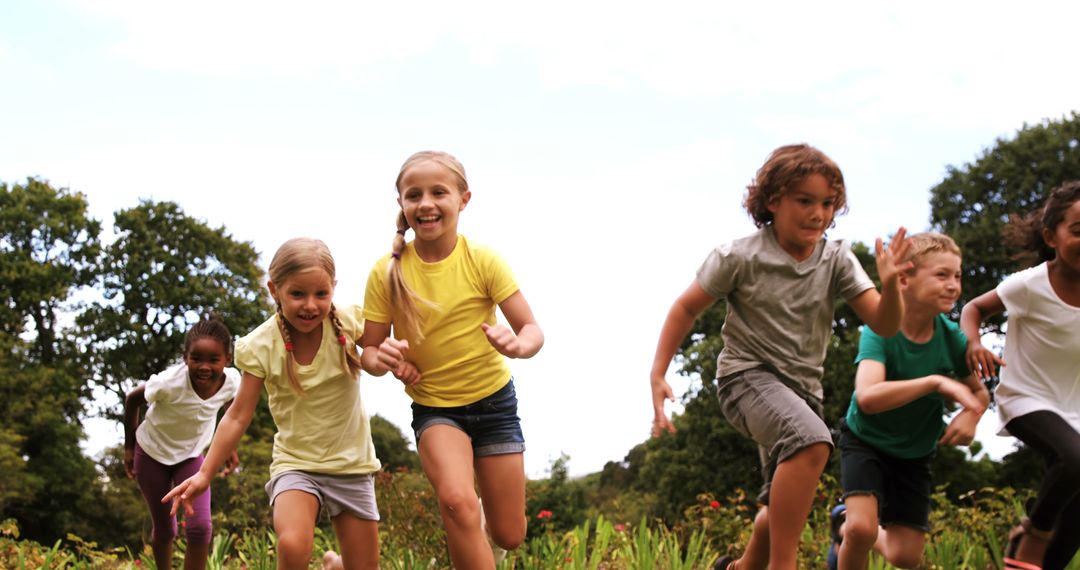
[837,421,933,531]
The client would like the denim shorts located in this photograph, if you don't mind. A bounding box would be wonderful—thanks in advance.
[838,422,932,531]
[716,367,834,505]
[411,378,526,457]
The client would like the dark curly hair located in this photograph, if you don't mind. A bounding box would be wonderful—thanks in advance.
[743,144,848,228]
[184,315,233,357]
[1004,180,1080,267]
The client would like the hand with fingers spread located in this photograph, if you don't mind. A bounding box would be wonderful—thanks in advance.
[650,375,677,437]
[162,471,212,518]
[965,341,1004,381]
[875,226,914,287]
[480,322,523,358]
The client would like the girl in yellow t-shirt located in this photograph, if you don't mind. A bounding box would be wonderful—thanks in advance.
[362,150,544,569]
[166,238,381,570]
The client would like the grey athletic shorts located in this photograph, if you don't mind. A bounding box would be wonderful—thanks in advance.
[265,470,380,521]
[716,367,834,505]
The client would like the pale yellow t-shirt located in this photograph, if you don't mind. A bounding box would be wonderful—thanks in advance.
[233,304,381,477]
[364,235,519,407]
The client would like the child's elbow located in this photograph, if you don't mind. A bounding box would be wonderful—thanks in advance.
[855,394,881,415]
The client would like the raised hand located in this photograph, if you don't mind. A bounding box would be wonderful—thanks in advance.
[875,226,913,286]
[481,323,521,358]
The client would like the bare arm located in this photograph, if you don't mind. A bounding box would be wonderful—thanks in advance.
[482,290,544,359]
[649,282,717,436]
[122,384,148,479]
[854,359,983,415]
[940,373,991,446]
[959,290,1007,379]
[361,320,422,385]
[848,227,912,337]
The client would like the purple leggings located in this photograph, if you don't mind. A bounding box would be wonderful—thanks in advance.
[134,443,212,545]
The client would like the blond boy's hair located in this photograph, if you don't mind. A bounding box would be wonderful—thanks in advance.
[903,232,961,273]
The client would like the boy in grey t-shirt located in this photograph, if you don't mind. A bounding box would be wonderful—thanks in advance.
[648,144,911,570]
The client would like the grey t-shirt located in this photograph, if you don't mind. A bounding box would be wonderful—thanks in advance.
[697,226,874,399]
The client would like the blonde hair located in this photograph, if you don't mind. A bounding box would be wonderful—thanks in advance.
[903,232,961,273]
[743,144,848,228]
[387,151,467,340]
[268,237,362,394]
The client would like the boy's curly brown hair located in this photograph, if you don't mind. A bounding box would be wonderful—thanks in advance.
[743,144,848,228]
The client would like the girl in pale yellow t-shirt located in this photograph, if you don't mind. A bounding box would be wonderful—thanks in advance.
[166,238,380,570]
[362,151,544,569]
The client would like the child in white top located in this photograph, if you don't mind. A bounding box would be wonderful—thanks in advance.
[961,181,1080,570]
[123,317,240,570]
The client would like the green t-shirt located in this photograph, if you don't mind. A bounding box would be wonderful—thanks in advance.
[845,314,970,459]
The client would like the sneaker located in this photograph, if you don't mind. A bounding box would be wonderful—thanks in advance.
[479,498,507,565]
[827,504,846,570]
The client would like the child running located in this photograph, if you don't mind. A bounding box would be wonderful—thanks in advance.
[961,181,1080,570]
[828,232,988,570]
[649,143,910,570]
[361,150,543,569]
[165,238,381,570]
[124,316,240,570]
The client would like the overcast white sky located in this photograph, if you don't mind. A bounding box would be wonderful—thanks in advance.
[3,1,1078,477]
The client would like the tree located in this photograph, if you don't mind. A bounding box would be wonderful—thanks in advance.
[370,414,421,471]
[930,111,1080,331]
[77,200,269,418]
[0,179,103,543]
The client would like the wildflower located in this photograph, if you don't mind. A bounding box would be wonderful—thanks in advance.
[709,500,721,510]
[614,523,626,532]
[537,510,553,519]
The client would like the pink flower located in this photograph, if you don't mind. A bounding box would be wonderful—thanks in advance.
[537,510,553,519]
[614,523,626,532]
[709,500,721,510]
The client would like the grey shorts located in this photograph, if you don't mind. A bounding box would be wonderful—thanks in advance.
[716,367,833,505]
[265,471,380,521]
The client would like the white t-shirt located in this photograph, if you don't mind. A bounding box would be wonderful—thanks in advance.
[135,363,240,465]
[996,263,1080,435]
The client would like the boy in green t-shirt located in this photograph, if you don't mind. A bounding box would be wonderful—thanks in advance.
[829,232,990,570]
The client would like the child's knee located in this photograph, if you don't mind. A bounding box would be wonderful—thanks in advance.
[437,488,480,525]
[184,519,213,546]
[150,520,178,544]
[841,516,878,551]
[277,530,314,563]
[490,517,527,550]
[886,549,923,569]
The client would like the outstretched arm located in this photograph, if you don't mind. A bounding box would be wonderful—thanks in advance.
[649,282,716,437]
[849,227,912,337]
[959,290,1006,380]
[162,372,262,516]
[123,384,148,479]
[482,290,544,359]
[854,359,985,415]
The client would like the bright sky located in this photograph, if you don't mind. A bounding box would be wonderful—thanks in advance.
[3,1,1078,477]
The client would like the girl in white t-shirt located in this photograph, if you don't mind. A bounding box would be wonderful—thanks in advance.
[165,238,381,570]
[961,181,1080,570]
[123,317,240,570]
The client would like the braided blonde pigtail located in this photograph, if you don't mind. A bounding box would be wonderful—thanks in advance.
[275,304,304,395]
[328,303,363,379]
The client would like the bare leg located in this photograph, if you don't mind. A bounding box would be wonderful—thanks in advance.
[764,443,830,570]
[273,490,320,570]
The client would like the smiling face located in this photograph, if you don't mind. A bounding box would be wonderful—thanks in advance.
[397,159,471,259]
[268,268,335,337]
[184,337,228,393]
[904,251,963,313]
[766,173,837,260]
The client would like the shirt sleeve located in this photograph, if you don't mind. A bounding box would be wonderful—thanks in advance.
[996,268,1031,319]
[363,258,393,324]
[233,336,266,379]
[480,247,519,304]
[854,326,886,365]
[143,368,176,404]
[835,246,875,302]
[696,243,737,299]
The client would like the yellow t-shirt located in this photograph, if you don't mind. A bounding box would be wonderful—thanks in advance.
[364,235,519,407]
[233,304,381,477]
